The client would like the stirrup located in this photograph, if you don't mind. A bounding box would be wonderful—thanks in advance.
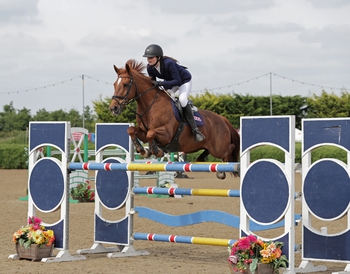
[194,130,205,143]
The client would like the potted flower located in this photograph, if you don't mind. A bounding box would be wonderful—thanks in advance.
[13,216,55,261]
[228,234,288,274]
[70,181,95,202]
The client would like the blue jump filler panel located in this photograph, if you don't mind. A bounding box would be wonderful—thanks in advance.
[28,122,70,250]
[94,123,133,246]
[240,116,295,272]
[302,118,350,262]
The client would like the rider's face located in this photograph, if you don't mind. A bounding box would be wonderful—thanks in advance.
[147,56,158,66]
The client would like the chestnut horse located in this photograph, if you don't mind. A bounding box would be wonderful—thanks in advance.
[109,59,240,179]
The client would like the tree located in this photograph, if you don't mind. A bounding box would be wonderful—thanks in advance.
[93,95,137,124]
[14,108,32,131]
[33,109,51,121]
[66,109,82,128]
[83,106,97,132]
[306,90,350,118]
[0,102,32,131]
[0,102,17,131]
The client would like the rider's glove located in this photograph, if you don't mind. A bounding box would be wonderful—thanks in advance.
[152,80,162,87]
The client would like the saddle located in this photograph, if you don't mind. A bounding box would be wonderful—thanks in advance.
[158,91,204,152]
[166,92,204,127]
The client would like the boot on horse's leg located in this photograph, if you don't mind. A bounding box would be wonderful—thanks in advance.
[182,104,205,143]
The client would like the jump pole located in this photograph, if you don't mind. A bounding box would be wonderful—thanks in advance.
[69,161,240,173]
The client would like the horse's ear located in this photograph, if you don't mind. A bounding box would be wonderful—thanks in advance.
[125,63,131,74]
[114,65,120,74]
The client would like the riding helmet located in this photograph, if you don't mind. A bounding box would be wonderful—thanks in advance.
[143,44,163,57]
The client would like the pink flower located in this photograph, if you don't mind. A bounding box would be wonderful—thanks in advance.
[33,217,41,224]
[228,255,238,264]
[32,223,40,230]
[247,234,258,243]
[238,236,252,250]
[28,216,42,229]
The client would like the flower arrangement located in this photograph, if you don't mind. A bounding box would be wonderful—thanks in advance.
[228,234,288,274]
[13,216,55,249]
[70,181,95,202]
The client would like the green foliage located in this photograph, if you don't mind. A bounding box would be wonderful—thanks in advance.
[312,146,347,163]
[93,95,137,123]
[83,106,97,132]
[70,182,95,202]
[186,143,301,165]
[250,146,285,162]
[306,90,350,118]
[185,150,220,162]
[190,92,306,129]
[0,102,32,132]
[1,101,96,133]
[0,144,28,168]
[0,130,28,144]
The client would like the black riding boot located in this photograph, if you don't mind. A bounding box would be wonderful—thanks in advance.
[182,104,205,143]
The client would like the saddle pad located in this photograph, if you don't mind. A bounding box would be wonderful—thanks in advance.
[171,100,204,127]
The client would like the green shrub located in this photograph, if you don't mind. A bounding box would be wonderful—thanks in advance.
[0,130,28,144]
[311,145,346,163]
[0,144,28,169]
[184,142,317,166]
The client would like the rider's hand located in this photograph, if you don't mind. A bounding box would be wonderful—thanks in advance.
[152,80,162,86]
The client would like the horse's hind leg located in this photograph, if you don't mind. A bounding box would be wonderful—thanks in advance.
[149,140,164,158]
[196,149,226,179]
[127,126,152,158]
[130,137,152,158]
[196,149,209,162]
[216,172,226,180]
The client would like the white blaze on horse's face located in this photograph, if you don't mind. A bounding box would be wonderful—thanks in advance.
[110,76,126,115]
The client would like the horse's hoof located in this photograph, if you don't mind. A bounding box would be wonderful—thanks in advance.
[216,172,226,180]
[156,150,164,158]
[143,148,152,158]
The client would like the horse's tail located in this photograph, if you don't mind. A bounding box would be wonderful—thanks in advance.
[222,117,240,163]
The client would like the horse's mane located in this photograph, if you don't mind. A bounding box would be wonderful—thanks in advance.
[126,59,148,78]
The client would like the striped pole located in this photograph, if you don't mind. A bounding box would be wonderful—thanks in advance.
[133,187,240,197]
[133,232,235,246]
[69,162,240,173]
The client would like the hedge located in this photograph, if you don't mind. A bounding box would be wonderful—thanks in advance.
[0,144,28,169]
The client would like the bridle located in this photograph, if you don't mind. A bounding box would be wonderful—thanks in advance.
[111,75,160,130]
[111,76,134,106]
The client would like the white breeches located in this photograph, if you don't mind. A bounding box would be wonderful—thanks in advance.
[169,79,192,107]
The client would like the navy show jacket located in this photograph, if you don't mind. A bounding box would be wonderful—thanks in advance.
[146,57,191,90]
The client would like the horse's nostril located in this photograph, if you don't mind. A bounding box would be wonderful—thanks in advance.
[110,106,120,115]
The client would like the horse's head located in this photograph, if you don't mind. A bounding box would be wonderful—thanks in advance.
[110,62,136,115]
[110,59,153,116]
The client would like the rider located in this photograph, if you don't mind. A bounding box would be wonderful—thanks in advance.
[143,44,205,143]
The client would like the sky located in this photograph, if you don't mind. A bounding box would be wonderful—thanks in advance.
[1,0,349,115]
